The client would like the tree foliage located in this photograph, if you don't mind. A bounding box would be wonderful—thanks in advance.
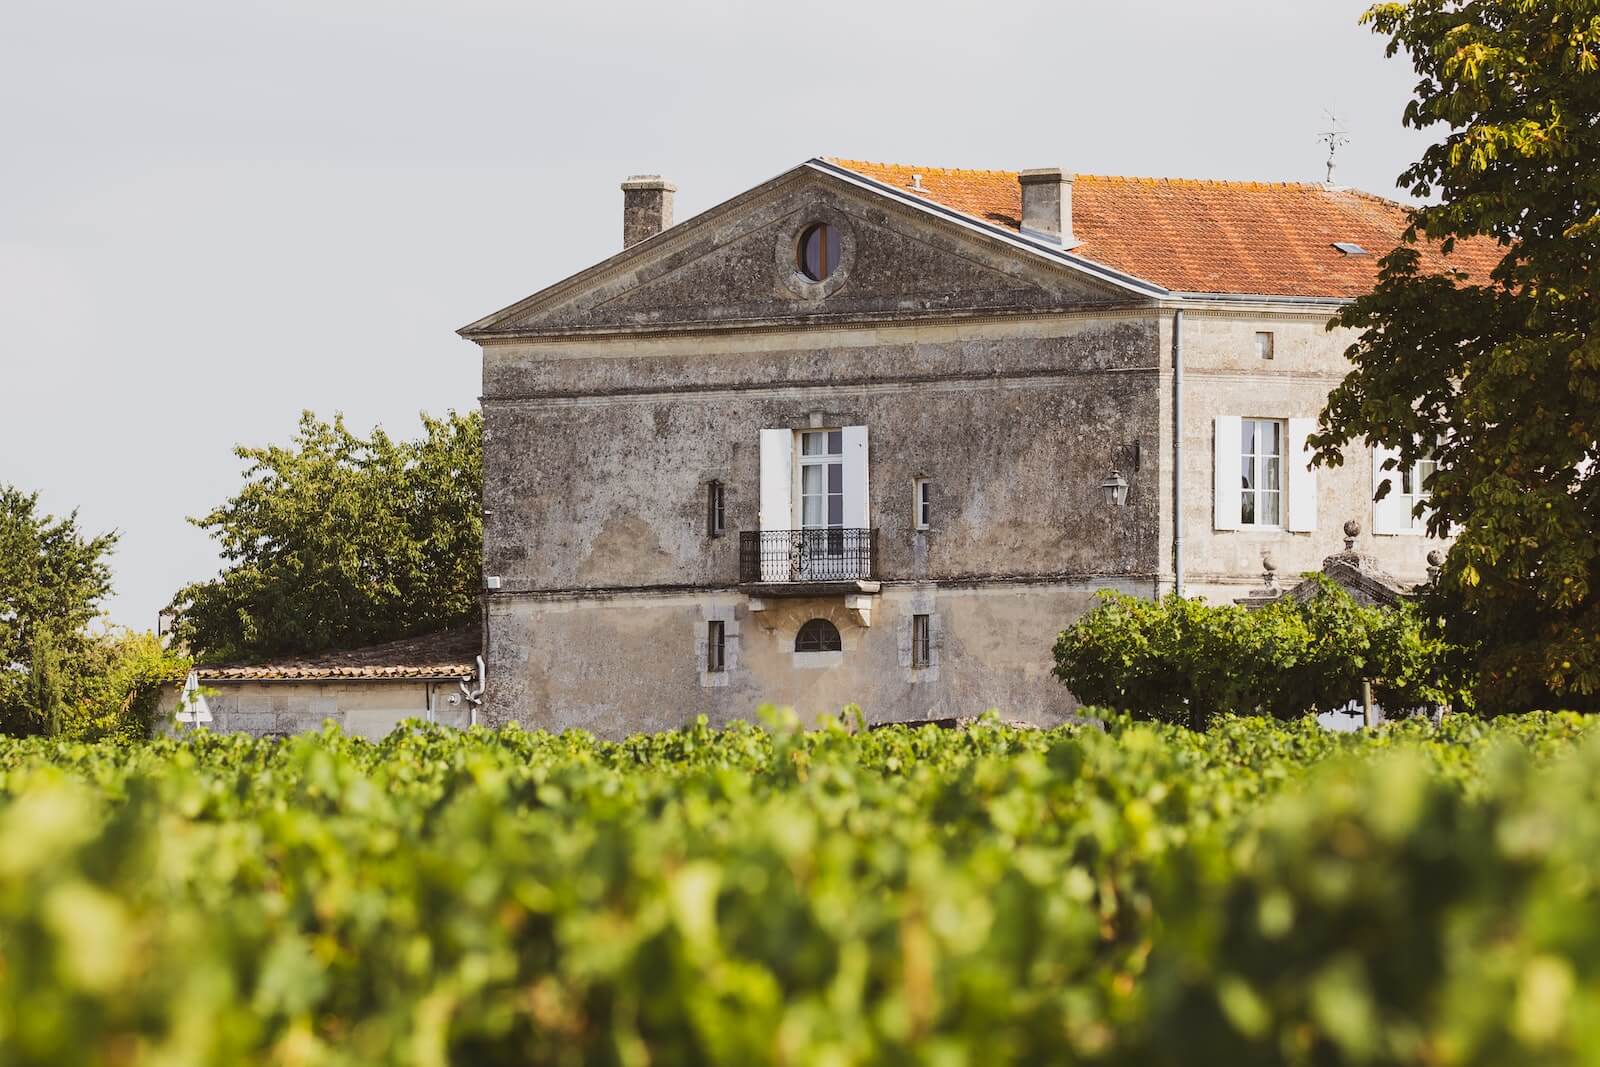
[65,630,191,744]
[1311,0,1600,710]
[0,486,116,735]
[1053,580,1468,728]
[169,410,483,663]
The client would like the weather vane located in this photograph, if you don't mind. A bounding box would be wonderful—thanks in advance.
[1317,109,1350,185]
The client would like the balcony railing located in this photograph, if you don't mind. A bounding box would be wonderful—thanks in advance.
[739,528,878,584]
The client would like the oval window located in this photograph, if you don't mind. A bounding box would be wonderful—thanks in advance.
[794,618,842,653]
[797,223,841,282]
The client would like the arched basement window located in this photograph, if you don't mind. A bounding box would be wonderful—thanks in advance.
[794,619,842,653]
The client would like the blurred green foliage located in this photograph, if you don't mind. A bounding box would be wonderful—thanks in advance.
[2,711,1597,1065]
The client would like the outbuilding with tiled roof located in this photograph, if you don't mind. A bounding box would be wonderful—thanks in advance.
[164,624,484,739]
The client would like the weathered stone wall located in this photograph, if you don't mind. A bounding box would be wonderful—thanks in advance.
[479,310,1162,730]
[483,579,1145,735]
[482,314,1164,595]
[157,680,472,739]
[1158,308,1445,603]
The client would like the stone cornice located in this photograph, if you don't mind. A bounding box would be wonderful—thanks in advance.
[472,303,1163,346]
[483,364,1163,408]
[481,573,1161,605]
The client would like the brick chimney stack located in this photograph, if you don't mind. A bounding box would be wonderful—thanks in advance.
[1018,167,1076,248]
[621,175,676,249]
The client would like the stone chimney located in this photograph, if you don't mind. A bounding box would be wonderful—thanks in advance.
[1018,167,1075,247]
[621,175,676,249]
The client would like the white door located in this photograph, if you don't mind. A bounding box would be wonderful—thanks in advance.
[797,429,845,578]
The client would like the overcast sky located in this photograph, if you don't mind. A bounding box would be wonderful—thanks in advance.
[2,0,1435,630]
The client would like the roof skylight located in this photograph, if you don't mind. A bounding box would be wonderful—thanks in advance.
[1332,241,1368,256]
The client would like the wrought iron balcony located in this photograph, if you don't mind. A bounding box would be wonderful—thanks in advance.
[739,528,878,585]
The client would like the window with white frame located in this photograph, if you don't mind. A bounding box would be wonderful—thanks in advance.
[1239,418,1284,527]
[1401,451,1436,520]
[913,478,931,530]
[757,425,870,535]
[1255,331,1274,360]
[1374,442,1437,535]
[1215,415,1317,533]
[798,430,844,530]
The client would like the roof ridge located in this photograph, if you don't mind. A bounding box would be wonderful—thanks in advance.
[827,157,1360,192]
[825,157,1021,178]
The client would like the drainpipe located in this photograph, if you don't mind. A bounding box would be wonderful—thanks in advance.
[1173,308,1185,598]
[458,656,486,728]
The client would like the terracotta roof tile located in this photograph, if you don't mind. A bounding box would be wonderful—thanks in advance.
[827,159,1505,299]
[198,623,481,682]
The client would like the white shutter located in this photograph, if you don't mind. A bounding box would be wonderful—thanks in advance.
[842,425,870,529]
[1372,444,1410,535]
[759,429,793,532]
[1286,417,1318,532]
[1214,415,1241,531]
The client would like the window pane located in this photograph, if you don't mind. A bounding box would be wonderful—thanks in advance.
[828,495,843,526]
[1241,458,1256,491]
[1241,491,1255,525]
[1264,457,1280,491]
[801,432,823,456]
[803,496,825,527]
[802,465,823,495]
[1241,421,1256,454]
[800,226,826,281]
[827,463,842,493]
[827,430,842,454]
[1265,421,1282,456]
[1262,491,1281,526]
[796,619,841,652]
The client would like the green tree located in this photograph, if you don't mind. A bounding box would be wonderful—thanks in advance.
[1311,0,1600,710]
[22,630,64,737]
[0,486,117,735]
[65,629,190,743]
[169,410,483,663]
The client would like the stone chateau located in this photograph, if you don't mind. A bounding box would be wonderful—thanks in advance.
[168,157,1496,738]
[455,158,1495,734]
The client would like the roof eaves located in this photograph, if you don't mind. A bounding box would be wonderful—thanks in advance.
[1167,290,1355,308]
[197,669,475,683]
[805,158,1170,299]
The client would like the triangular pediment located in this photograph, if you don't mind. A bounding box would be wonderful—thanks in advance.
[461,165,1154,337]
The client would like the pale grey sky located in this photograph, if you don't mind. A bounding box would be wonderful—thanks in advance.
[2,0,1433,629]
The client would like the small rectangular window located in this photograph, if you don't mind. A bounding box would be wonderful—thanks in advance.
[707,480,725,538]
[911,614,931,668]
[1256,331,1274,360]
[914,479,931,530]
[707,620,725,672]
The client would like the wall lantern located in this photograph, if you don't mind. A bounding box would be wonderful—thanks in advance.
[1100,469,1130,508]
